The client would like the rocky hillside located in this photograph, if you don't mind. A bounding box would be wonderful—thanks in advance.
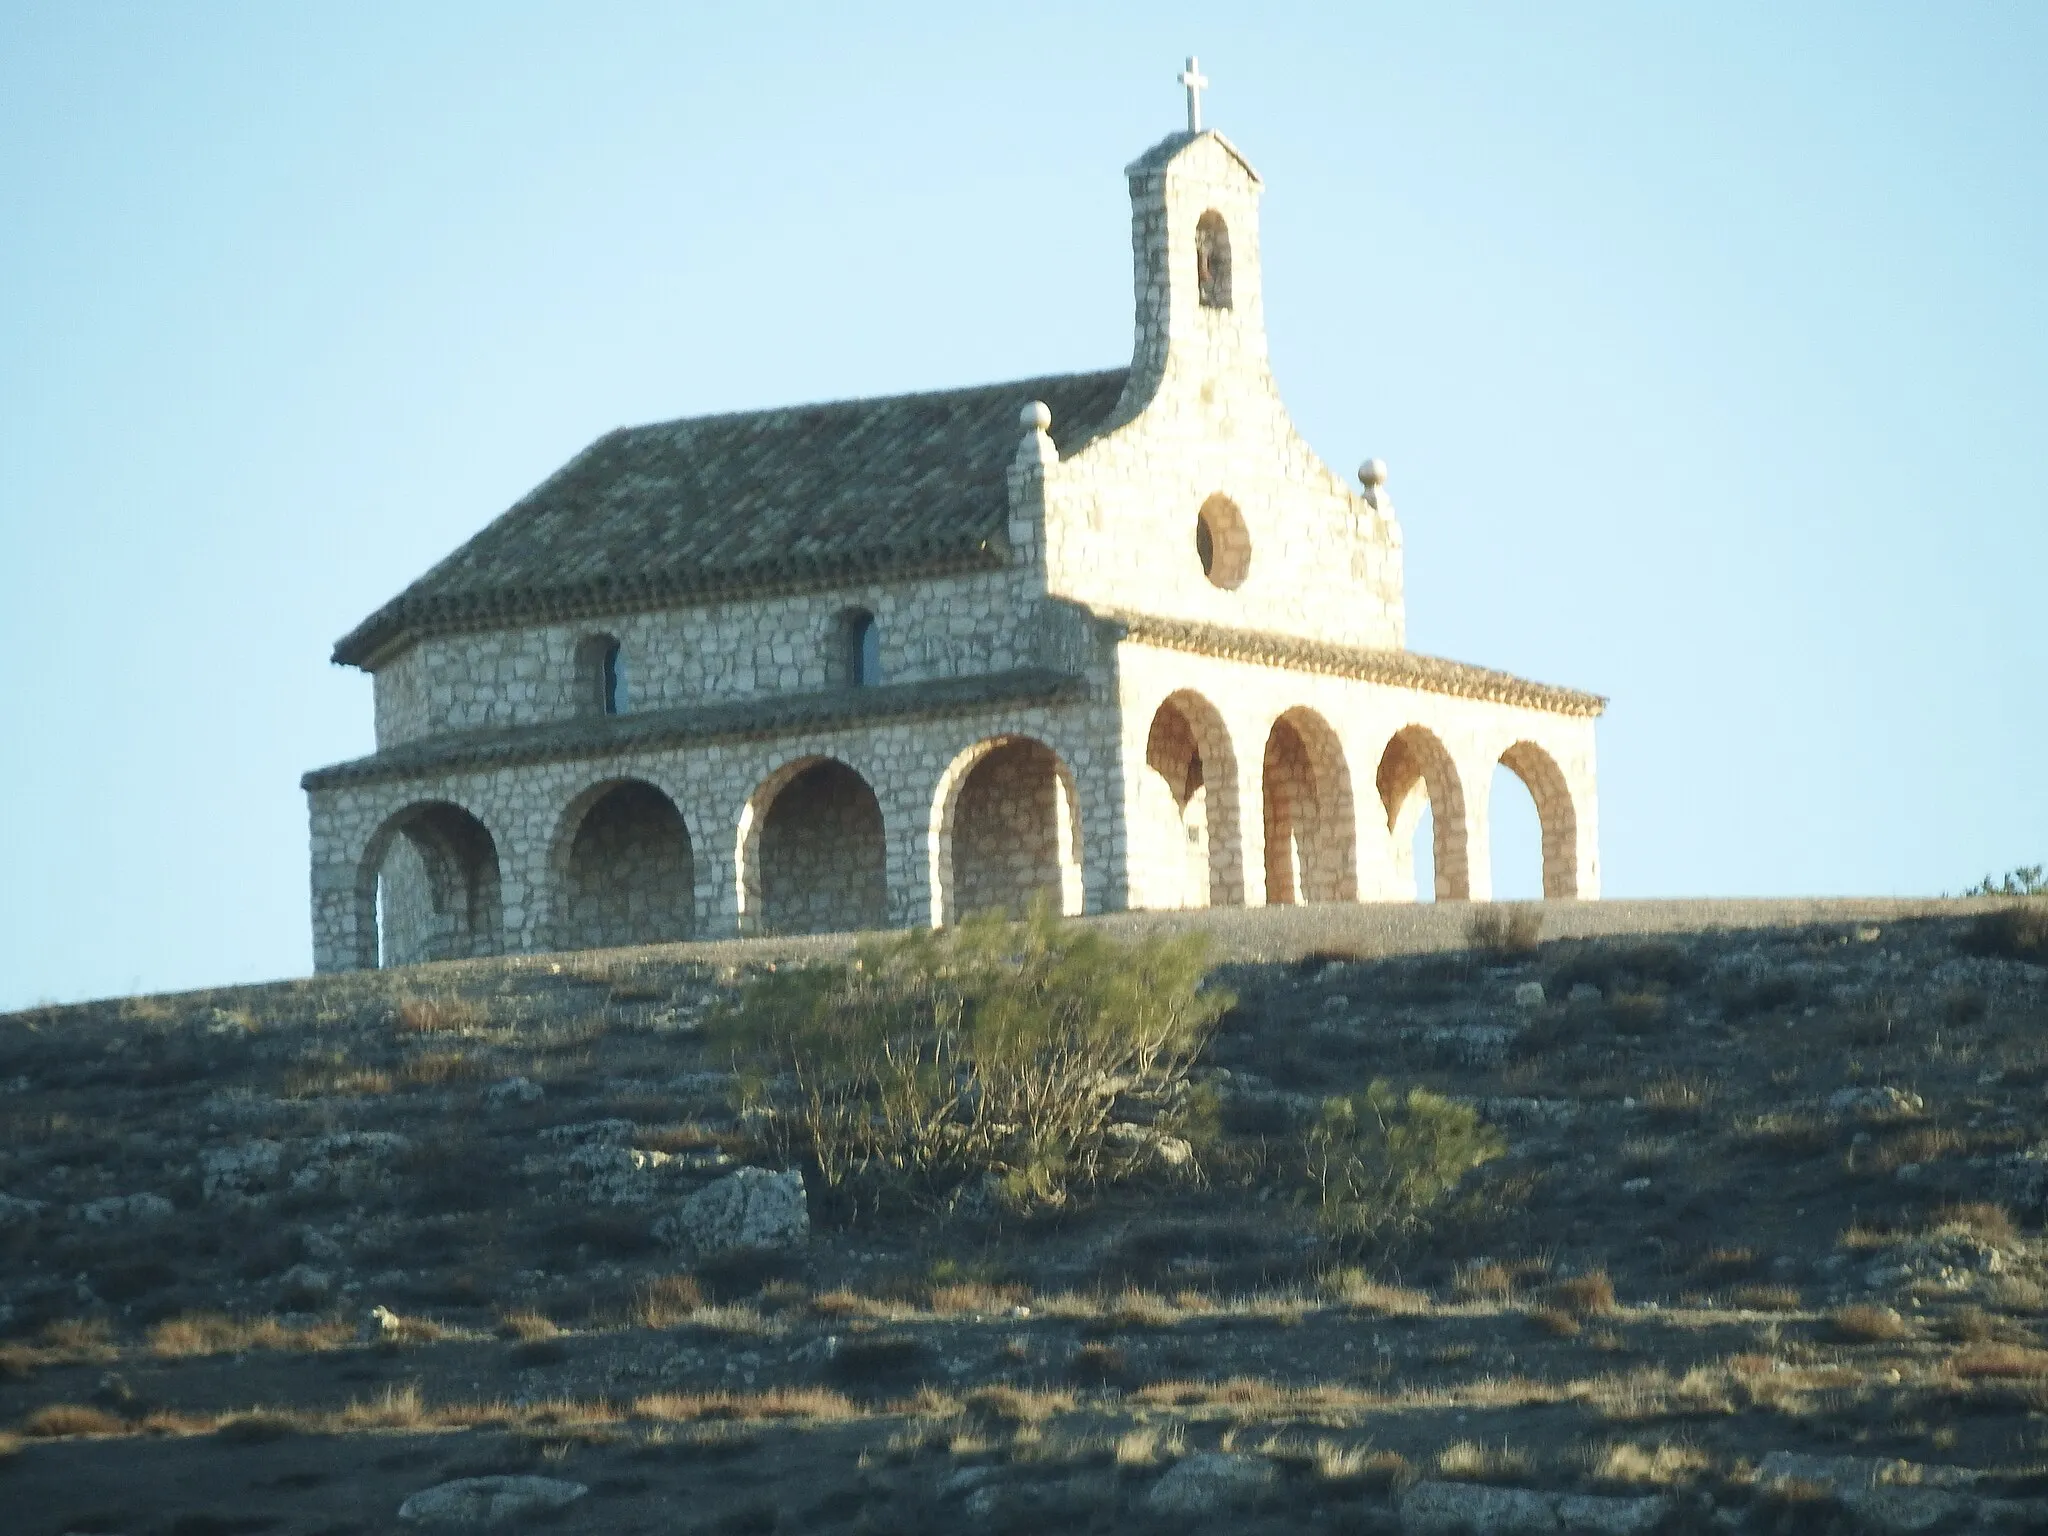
[3,900,2048,1534]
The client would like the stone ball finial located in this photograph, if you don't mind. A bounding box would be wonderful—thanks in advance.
[1021,401,1052,434]
[1358,458,1388,490]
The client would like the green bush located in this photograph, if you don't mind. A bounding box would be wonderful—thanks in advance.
[1964,866,2046,897]
[709,902,1231,1212]
[1301,1082,1506,1252]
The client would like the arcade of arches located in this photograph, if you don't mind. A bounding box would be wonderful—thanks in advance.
[349,713,1585,967]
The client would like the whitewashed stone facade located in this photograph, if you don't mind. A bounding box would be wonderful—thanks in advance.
[304,125,1603,972]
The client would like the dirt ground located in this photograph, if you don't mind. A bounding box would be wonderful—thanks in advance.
[5,897,2048,1534]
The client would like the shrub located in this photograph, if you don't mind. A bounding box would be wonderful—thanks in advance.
[1300,1082,1505,1252]
[1466,906,1543,956]
[1545,1271,1619,1317]
[21,1403,126,1438]
[1964,866,2047,898]
[709,902,1230,1210]
[1960,905,2048,966]
[1829,1304,1908,1343]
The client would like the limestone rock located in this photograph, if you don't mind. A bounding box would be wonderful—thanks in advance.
[661,1166,808,1257]
[1826,1086,1923,1119]
[1400,1481,1556,1534]
[1400,1481,1669,1535]
[200,1140,282,1201]
[396,1475,587,1525]
[483,1076,543,1108]
[76,1193,173,1224]
[0,1193,47,1226]
[1144,1452,1276,1515]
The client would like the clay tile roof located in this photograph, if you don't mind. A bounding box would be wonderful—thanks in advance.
[331,369,1131,669]
[1104,611,1608,718]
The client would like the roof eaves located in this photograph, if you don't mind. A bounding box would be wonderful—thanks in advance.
[302,667,1088,790]
[1101,610,1607,718]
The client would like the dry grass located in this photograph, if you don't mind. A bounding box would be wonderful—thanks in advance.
[1948,1343,2048,1379]
[1731,1111,1832,1158]
[1929,1202,2018,1244]
[631,1388,859,1422]
[1545,1271,1619,1317]
[20,1403,128,1438]
[397,1049,490,1088]
[1725,1284,1802,1313]
[1528,1306,1582,1338]
[147,1312,354,1359]
[632,1273,706,1328]
[0,1317,117,1378]
[1829,1304,1909,1343]
[395,996,491,1035]
[1436,1438,1536,1484]
[1113,1422,1187,1467]
[1467,906,1543,955]
[1320,1268,1434,1315]
[496,1309,563,1342]
[963,1386,1076,1424]
[927,1281,1029,1315]
[1584,1439,1715,1489]
[1454,1260,1517,1302]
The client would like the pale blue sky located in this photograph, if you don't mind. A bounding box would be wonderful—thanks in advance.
[2,4,2042,1010]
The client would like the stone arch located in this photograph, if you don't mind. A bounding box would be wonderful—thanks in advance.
[1374,726,1469,901]
[1196,209,1232,309]
[929,736,1084,925]
[1134,690,1243,909]
[1261,707,1357,905]
[549,778,696,951]
[737,756,888,936]
[1499,741,1580,899]
[353,801,504,970]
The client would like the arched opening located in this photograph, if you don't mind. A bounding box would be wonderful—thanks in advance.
[840,609,881,688]
[932,736,1084,925]
[1261,708,1357,905]
[553,780,696,951]
[355,802,503,969]
[1196,209,1232,310]
[574,634,626,716]
[743,758,888,936]
[1134,691,1242,910]
[1195,494,1251,589]
[1499,742,1580,899]
[1375,727,1469,902]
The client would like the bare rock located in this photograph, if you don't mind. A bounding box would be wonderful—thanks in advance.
[1144,1452,1276,1515]
[76,1193,173,1225]
[0,1193,46,1226]
[1401,1481,1556,1534]
[397,1475,587,1525]
[200,1140,282,1201]
[1401,1481,1669,1534]
[659,1166,808,1258]
[1826,1086,1924,1119]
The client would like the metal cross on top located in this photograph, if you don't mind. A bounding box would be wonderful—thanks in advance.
[1179,55,1209,133]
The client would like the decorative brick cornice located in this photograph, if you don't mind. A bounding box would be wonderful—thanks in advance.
[301,667,1089,790]
[1100,611,1607,718]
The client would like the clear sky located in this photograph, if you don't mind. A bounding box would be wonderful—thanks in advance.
[2,4,2042,1011]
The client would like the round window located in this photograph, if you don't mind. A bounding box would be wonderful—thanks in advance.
[1195,494,1250,589]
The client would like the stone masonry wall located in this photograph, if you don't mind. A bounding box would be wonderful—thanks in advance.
[370,566,1044,749]
[1032,133,1406,652]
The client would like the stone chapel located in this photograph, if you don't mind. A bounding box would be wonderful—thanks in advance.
[303,93,1605,972]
